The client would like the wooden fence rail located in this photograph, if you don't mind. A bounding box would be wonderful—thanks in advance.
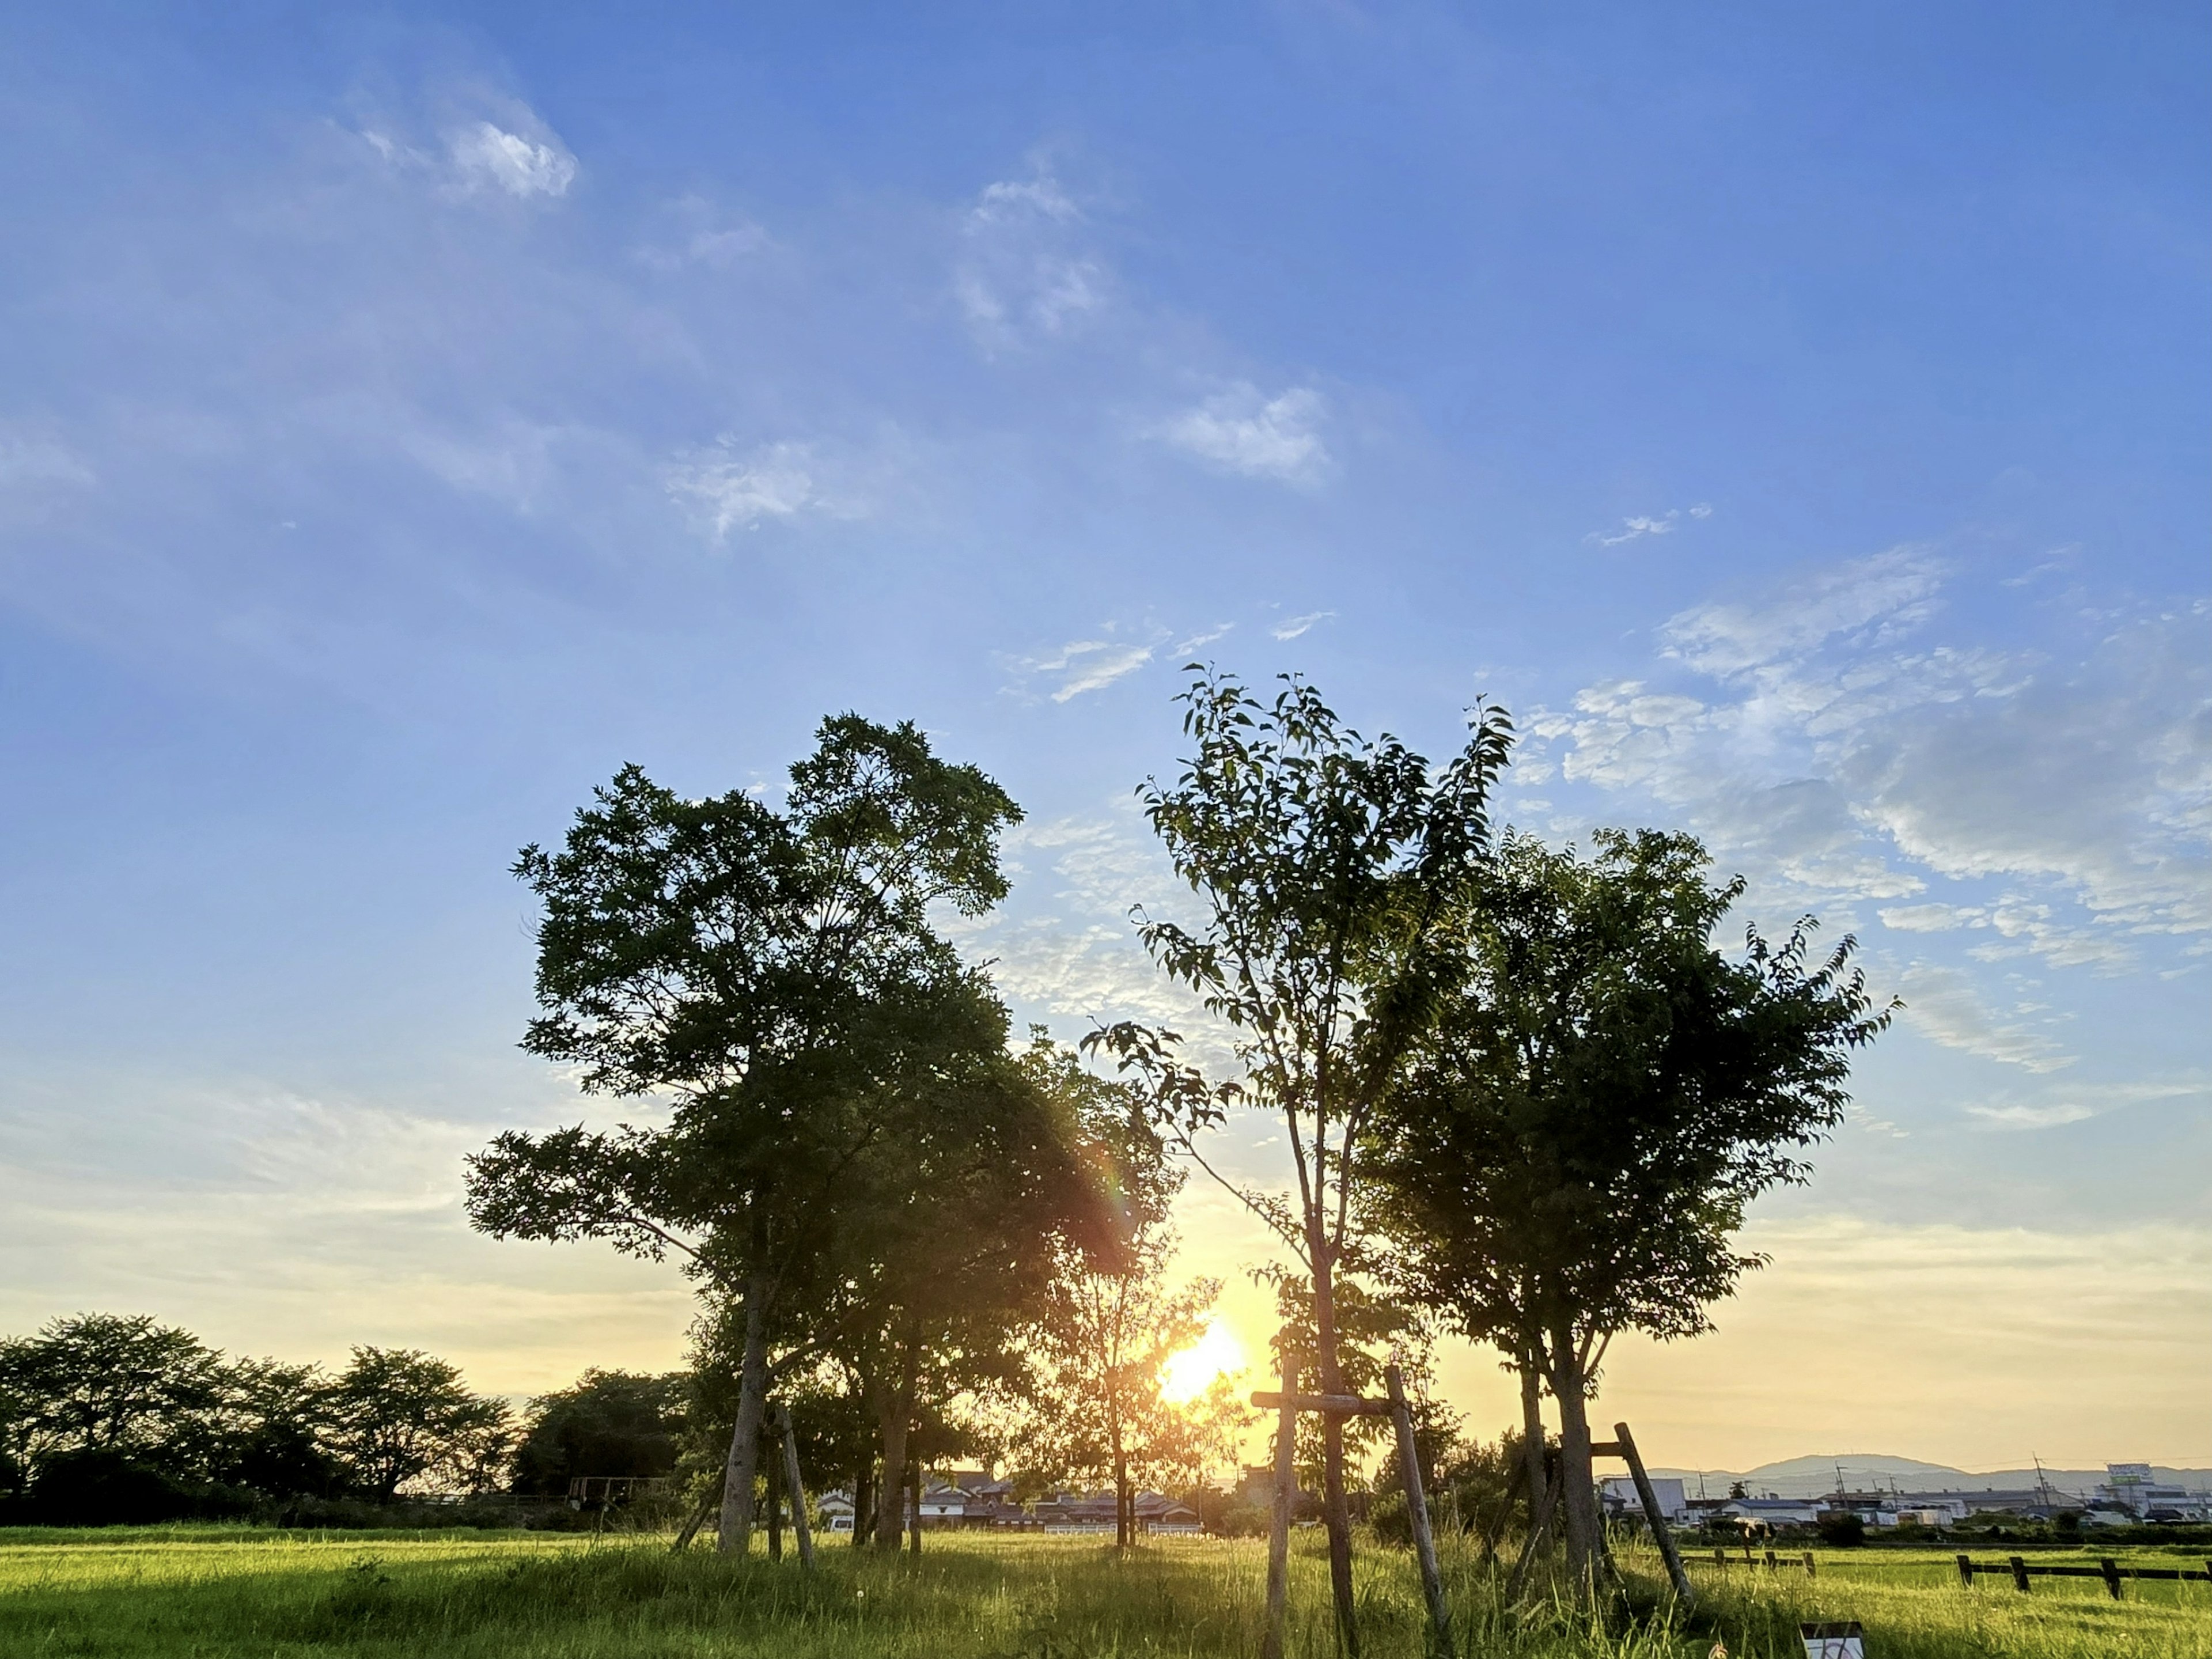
[1956,1554,2212,1600]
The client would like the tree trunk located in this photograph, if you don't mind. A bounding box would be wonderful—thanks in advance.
[1310,1230,1359,1659]
[716,1270,772,1556]
[1518,1348,1548,1525]
[854,1453,873,1550]
[874,1395,908,1548]
[1111,1405,1130,1548]
[876,1331,920,1549]
[1546,1319,1603,1600]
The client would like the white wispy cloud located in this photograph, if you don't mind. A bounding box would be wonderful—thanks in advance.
[1522,554,2210,974]
[662,437,892,537]
[956,167,1109,351]
[1173,623,1234,654]
[0,430,96,492]
[1961,1074,2206,1132]
[446,120,577,199]
[665,440,817,535]
[1271,610,1335,641]
[1897,963,2074,1072]
[1586,502,1713,546]
[397,416,568,512]
[1156,384,1330,484]
[1010,636,1161,703]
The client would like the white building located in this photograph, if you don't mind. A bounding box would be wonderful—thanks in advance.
[1599,1476,1688,1521]
[2094,1464,2207,1521]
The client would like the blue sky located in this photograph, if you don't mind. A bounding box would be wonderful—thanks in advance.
[2,3,2205,1467]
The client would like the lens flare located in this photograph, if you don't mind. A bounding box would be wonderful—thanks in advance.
[1160,1320,1245,1404]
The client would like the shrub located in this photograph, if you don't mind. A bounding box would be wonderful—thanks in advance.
[1816,1510,1866,1546]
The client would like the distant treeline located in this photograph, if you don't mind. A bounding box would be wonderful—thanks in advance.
[0,1313,683,1528]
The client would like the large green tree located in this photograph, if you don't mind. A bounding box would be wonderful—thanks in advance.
[465,716,1026,1554]
[1368,828,1892,1596]
[511,1369,685,1495]
[327,1347,512,1503]
[1090,669,1510,1652]
[0,1314,230,1478]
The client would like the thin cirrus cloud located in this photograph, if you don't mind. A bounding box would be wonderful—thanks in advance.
[1895,963,2074,1073]
[1586,502,1713,546]
[0,431,96,493]
[1154,384,1330,486]
[956,169,1109,351]
[1271,610,1335,641]
[662,439,882,537]
[1010,636,1162,703]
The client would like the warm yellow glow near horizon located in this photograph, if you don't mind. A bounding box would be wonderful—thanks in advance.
[1160,1319,1247,1404]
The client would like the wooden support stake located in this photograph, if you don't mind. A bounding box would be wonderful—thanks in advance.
[1803,1552,1816,1577]
[1956,1553,1973,1588]
[775,1404,815,1571]
[2100,1559,2123,1601]
[766,1438,783,1559]
[1261,1357,1298,1659]
[1613,1422,1696,1609]
[671,1490,716,1554]
[2009,1555,2031,1593]
[1385,1365,1452,1658]
[1506,1455,1563,1601]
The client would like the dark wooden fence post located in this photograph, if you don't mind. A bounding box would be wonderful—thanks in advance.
[1955,1553,1973,1588]
[1803,1551,1816,1577]
[2009,1555,2031,1593]
[1260,1357,1298,1659]
[2100,1559,2123,1600]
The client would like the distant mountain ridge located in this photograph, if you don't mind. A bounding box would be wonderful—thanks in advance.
[1642,1454,2212,1500]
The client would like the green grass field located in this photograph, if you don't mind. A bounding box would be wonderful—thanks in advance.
[1,1526,2206,1658]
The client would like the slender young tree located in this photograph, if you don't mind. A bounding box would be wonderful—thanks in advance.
[1368,828,1893,1597]
[1018,1036,1243,1546]
[1090,669,1510,1651]
[466,716,1022,1555]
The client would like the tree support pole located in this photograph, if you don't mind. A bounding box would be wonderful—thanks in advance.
[1386,1365,1452,1658]
[1507,1455,1562,1601]
[1612,1422,1693,1608]
[1261,1357,1298,1659]
[776,1403,816,1570]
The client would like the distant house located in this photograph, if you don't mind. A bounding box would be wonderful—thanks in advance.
[1031,1490,1200,1533]
[1135,1491,1203,1533]
[1713,1497,1823,1529]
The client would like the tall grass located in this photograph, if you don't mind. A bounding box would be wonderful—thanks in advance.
[1,1525,2205,1657]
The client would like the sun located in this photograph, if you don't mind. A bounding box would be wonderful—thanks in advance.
[1160,1320,1247,1404]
